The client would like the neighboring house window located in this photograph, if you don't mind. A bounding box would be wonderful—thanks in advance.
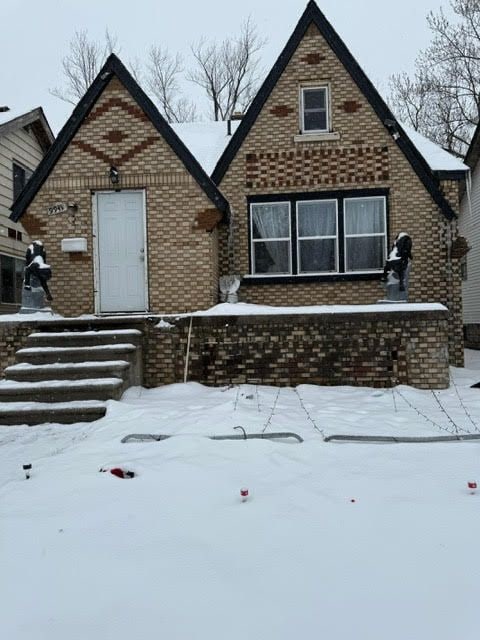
[249,193,387,278]
[12,162,33,201]
[301,86,329,133]
[460,255,468,281]
[0,255,24,304]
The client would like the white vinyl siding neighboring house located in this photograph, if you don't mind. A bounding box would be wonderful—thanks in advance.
[460,160,480,325]
[0,108,53,309]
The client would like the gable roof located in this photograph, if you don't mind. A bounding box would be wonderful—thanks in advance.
[10,54,229,223]
[211,0,460,220]
[0,107,54,153]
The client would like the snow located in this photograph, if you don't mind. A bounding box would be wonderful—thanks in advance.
[29,329,142,338]
[1,352,480,639]
[0,311,62,322]
[6,360,128,371]
[401,123,469,173]
[0,377,122,390]
[172,120,240,175]
[17,343,136,354]
[164,301,447,319]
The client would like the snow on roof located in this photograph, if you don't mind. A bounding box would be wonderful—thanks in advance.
[171,119,467,177]
[171,120,240,175]
[401,123,468,173]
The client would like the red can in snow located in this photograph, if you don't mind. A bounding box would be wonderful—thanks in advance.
[468,481,477,492]
[240,488,249,502]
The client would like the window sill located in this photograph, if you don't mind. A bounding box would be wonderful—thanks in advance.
[294,132,341,143]
[242,273,383,286]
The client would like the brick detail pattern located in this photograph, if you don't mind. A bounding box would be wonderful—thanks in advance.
[342,100,362,113]
[217,22,465,366]
[245,147,390,188]
[19,76,221,316]
[194,209,223,231]
[270,105,295,117]
[301,52,326,64]
[143,310,450,390]
[72,136,157,166]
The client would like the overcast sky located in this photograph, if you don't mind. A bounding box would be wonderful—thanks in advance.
[1,0,453,133]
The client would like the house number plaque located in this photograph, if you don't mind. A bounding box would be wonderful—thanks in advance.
[47,202,69,216]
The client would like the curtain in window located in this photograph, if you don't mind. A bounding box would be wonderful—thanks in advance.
[345,198,386,271]
[297,201,337,273]
[251,203,290,274]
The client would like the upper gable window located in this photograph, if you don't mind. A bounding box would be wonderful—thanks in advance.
[301,86,329,133]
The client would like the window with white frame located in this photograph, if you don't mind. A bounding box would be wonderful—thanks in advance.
[251,202,291,275]
[301,86,329,133]
[297,200,338,273]
[344,197,387,272]
[249,193,387,277]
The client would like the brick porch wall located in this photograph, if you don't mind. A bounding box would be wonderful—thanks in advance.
[143,309,450,390]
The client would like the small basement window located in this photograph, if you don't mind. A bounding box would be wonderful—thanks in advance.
[301,86,329,133]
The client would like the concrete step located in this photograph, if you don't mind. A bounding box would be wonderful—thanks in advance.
[0,378,124,403]
[0,401,107,425]
[16,343,137,365]
[4,360,130,382]
[27,329,143,348]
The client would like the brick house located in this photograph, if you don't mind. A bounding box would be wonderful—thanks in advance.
[9,0,467,365]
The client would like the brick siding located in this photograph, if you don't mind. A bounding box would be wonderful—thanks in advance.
[20,77,220,317]
[143,309,450,390]
[217,23,464,366]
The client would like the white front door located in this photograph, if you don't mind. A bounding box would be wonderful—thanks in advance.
[96,191,147,313]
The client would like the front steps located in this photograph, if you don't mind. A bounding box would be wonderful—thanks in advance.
[0,327,143,426]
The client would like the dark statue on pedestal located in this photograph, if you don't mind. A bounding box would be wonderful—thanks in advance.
[20,240,53,314]
[381,232,412,302]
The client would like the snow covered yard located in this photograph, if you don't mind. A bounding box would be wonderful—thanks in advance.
[2,354,480,639]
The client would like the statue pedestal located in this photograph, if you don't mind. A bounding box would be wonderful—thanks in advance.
[19,276,51,314]
[379,264,410,304]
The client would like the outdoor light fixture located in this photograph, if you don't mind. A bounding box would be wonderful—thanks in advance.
[384,118,401,141]
[109,166,119,184]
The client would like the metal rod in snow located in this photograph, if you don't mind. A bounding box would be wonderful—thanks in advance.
[183,316,193,384]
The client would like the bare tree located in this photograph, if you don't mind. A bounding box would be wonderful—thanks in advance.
[189,18,266,121]
[50,29,119,104]
[146,46,197,123]
[389,0,480,155]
